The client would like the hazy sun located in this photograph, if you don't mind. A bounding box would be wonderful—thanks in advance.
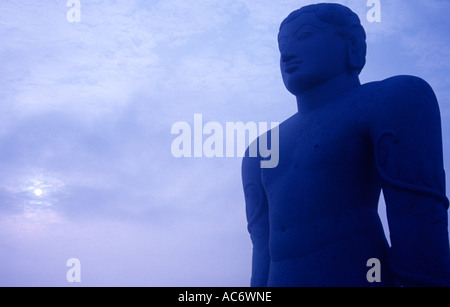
[34,188,43,197]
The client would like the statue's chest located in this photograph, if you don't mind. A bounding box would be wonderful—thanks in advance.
[261,111,369,190]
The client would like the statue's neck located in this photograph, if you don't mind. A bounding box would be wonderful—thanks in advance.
[296,72,361,114]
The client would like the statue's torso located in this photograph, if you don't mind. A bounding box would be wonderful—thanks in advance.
[261,84,395,286]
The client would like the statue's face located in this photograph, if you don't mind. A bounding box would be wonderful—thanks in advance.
[278,12,349,95]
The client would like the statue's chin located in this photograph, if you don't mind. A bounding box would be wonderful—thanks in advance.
[284,78,319,96]
[282,68,334,95]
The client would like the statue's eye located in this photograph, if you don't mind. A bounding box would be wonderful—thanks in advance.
[297,31,313,40]
[278,36,289,51]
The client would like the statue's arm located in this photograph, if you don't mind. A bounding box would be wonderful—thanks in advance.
[242,153,270,287]
[370,76,450,286]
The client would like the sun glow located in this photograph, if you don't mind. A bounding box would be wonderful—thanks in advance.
[34,188,43,197]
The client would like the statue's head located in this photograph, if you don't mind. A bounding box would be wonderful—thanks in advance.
[278,3,366,95]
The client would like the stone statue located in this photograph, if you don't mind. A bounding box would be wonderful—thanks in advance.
[242,3,450,286]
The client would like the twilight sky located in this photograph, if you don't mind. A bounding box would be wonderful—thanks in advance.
[0,0,449,286]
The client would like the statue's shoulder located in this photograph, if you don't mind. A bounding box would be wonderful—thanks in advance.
[375,75,433,92]
[359,75,441,133]
[361,75,438,111]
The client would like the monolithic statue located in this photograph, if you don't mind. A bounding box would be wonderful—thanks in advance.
[242,3,450,286]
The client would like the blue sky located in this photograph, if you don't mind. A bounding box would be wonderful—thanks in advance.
[0,0,449,286]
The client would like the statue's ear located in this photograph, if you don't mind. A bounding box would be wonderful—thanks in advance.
[347,25,366,74]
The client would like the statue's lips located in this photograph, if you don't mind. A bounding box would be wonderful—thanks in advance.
[285,61,302,74]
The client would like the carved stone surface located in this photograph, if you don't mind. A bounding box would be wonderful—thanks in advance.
[242,3,450,287]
